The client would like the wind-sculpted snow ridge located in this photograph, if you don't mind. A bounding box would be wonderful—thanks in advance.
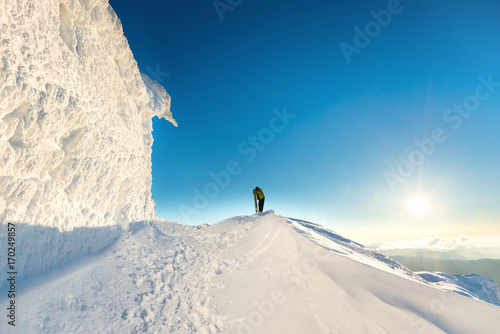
[285,217,423,281]
[6,212,500,334]
[417,271,500,306]
[0,0,175,282]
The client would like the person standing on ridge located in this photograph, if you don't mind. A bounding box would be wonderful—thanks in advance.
[253,187,265,213]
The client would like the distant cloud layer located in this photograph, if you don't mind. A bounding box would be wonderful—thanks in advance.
[377,236,500,251]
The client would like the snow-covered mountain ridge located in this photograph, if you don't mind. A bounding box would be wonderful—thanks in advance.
[1,0,175,280]
[2,1,499,333]
[4,212,499,334]
[416,271,500,307]
[286,217,500,307]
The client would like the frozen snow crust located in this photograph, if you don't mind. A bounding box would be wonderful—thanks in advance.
[0,0,175,281]
[4,212,500,334]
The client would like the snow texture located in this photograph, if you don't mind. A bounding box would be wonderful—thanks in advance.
[3,212,500,334]
[0,0,175,282]
[2,1,500,332]
[417,271,500,307]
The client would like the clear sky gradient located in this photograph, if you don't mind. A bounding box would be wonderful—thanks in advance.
[109,0,500,242]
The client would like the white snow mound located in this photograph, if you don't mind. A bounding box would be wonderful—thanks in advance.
[0,0,175,280]
[4,212,500,334]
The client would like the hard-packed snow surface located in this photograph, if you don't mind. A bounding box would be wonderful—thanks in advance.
[0,0,175,280]
[417,271,500,307]
[3,212,499,334]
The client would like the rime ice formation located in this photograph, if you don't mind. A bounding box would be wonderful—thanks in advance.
[0,0,175,279]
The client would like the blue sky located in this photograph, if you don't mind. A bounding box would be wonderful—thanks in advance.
[109,0,500,242]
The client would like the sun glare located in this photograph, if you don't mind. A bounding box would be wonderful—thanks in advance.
[407,197,429,216]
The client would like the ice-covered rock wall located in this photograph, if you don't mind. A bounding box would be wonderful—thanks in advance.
[0,0,175,278]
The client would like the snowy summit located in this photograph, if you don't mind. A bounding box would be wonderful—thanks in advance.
[3,212,500,333]
[1,0,500,333]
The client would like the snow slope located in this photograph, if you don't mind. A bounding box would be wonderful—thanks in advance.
[3,212,499,334]
[0,0,175,281]
[417,271,500,307]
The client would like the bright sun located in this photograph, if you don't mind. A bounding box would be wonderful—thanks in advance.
[407,197,429,216]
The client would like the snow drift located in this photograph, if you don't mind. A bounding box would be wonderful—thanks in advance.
[4,212,499,334]
[0,0,175,281]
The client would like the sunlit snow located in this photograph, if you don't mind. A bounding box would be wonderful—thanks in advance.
[1,1,499,333]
